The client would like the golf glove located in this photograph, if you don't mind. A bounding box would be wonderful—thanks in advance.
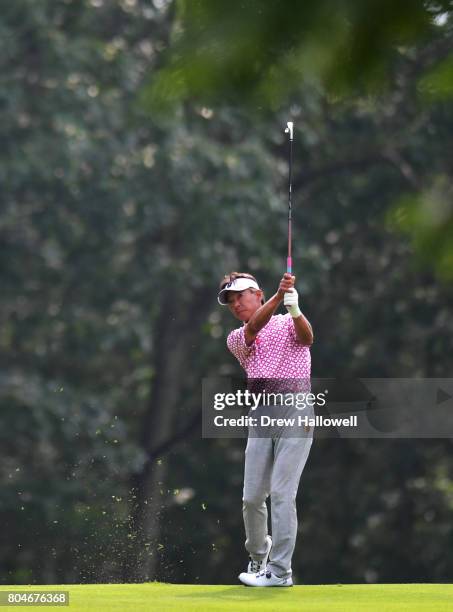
[284,288,302,318]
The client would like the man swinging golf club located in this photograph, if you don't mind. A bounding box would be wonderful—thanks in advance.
[217,123,314,587]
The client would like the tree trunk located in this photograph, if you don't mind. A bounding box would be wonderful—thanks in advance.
[122,289,208,582]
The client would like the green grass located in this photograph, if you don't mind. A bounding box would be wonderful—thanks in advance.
[1,583,453,611]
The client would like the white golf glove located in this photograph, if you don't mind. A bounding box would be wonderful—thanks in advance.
[284,288,302,318]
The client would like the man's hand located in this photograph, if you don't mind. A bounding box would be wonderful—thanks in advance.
[277,273,295,299]
[284,288,302,319]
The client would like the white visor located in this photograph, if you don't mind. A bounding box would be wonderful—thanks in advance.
[218,278,261,305]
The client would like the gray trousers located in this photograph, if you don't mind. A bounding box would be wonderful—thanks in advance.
[242,409,313,578]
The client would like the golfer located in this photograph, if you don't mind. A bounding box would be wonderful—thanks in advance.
[218,271,313,587]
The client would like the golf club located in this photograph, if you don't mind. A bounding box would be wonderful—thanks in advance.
[285,121,294,274]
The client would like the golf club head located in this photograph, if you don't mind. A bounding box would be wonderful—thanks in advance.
[285,121,294,140]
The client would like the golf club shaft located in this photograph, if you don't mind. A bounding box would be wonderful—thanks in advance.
[286,122,294,273]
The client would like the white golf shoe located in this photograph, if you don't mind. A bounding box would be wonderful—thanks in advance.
[244,535,272,575]
[239,569,293,587]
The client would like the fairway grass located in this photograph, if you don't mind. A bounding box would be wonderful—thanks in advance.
[1,583,452,611]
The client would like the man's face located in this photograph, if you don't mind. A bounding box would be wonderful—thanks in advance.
[226,289,263,322]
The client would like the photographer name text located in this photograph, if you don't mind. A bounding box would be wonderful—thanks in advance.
[213,415,358,428]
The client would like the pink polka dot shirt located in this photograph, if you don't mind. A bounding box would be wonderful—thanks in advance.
[227,313,311,389]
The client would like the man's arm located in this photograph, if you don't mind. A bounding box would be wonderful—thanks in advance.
[244,273,294,346]
[291,311,313,345]
[284,284,314,345]
[245,294,281,346]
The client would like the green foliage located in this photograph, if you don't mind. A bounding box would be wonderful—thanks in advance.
[147,0,451,109]
[146,0,453,282]
[1,0,453,588]
[389,177,453,280]
[419,55,453,101]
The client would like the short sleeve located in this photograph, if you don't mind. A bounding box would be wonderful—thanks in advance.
[227,326,254,367]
